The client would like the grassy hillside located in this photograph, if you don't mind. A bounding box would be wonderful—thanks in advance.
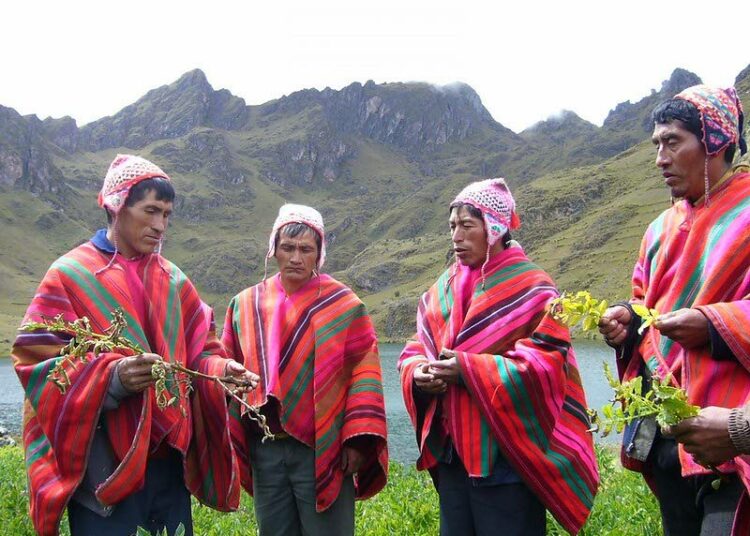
[1,66,749,353]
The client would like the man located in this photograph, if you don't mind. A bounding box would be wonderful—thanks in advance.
[12,154,258,536]
[398,178,598,536]
[599,85,749,535]
[222,204,388,536]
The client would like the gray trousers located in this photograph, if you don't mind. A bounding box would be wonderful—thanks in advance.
[250,436,355,536]
[650,437,743,536]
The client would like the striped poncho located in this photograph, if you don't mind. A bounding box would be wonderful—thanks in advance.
[620,170,750,475]
[398,246,599,534]
[11,240,240,536]
[619,169,750,533]
[222,273,388,512]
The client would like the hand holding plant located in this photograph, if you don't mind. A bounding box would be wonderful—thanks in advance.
[20,308,274,441]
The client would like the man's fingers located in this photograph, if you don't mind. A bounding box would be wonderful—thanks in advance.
[414,369,435,382]
[663,417,695,440]
[416,378,445,388]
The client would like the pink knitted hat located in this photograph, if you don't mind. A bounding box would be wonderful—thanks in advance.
[450,177,521,247]
[266,204,327,271]
[98,154,171,214]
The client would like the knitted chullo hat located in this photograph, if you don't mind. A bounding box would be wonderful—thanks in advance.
[675,85,746,157]
[450,178,521,247]
[674,85,747,206]
[96,154,171,275]
[98,154,171,214]
[265,204,326,278]
[450,178,521,287]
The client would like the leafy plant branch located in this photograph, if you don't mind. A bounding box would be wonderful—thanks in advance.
[549,291,660,335]
[548,292,699,443]
[20,308,274,441]
[588,363,699,437]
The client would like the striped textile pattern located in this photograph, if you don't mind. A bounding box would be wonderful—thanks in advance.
[222,273,388,512]
[620,171,750,480]
[11,241,240,536]
[398,246,599,534]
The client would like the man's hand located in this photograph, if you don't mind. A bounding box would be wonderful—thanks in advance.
[598,305,632,346]
[414,362,447,394]
[224,360,260,393]
[654,308,709,349]
[429,349,461,385]
[663,406,739,466]
[341,445,365,475]
[117,353,161,393]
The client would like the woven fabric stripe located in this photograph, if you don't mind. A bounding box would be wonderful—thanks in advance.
[12,242,240,536]
[398,247,599,534]
[222,274,388,512]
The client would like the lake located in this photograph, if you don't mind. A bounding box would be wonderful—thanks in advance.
[0,339,618,463]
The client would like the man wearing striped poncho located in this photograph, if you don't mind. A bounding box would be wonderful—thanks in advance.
[223,204,388,536]
[600,85,750,535]
[399,178,599,535]
[11,155,257,536]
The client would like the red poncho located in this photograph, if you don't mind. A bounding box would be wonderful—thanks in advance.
[222,273,388,511]
[398,247,599,534]
[619,169,750,534]
[12,241,240,536]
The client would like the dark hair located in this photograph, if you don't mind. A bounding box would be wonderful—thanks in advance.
[275,223,322,261]
[652,99,737,164]
[105,177,175,224]
[449,202,483,220]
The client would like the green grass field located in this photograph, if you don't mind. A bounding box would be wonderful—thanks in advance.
[0,445,660,535]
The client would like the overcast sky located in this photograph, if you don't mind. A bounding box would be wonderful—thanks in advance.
[3,0,749,133]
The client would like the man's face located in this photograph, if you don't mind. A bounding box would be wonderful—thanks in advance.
[115,189,173,258]
[449,206,487,268]
[275,228,319,287]
[652,120,706,201]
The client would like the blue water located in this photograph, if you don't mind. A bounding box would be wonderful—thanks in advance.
[380,340,618,464]
[0,339,618,464]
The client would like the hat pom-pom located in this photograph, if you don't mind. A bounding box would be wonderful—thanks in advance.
[510,211,521,230]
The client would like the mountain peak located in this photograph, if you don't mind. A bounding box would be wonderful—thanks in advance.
[522,110,596,133]
[660,68,702,96]
[259,79,505,155]
[78,69,249,151]
[601,68,703,146]
[177,68,209,86]
[323,80,500,151]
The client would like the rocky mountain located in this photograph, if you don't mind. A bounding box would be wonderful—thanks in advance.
[519,69,703,173]
[520,111,600,167]
[1,64,748,349]
[0,106,66,192]
[598,68,702,150]
[77,69,250,152]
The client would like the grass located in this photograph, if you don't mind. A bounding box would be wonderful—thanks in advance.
[0,445,660,535]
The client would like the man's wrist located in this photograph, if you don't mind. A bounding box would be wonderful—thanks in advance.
[728,407,750,454]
